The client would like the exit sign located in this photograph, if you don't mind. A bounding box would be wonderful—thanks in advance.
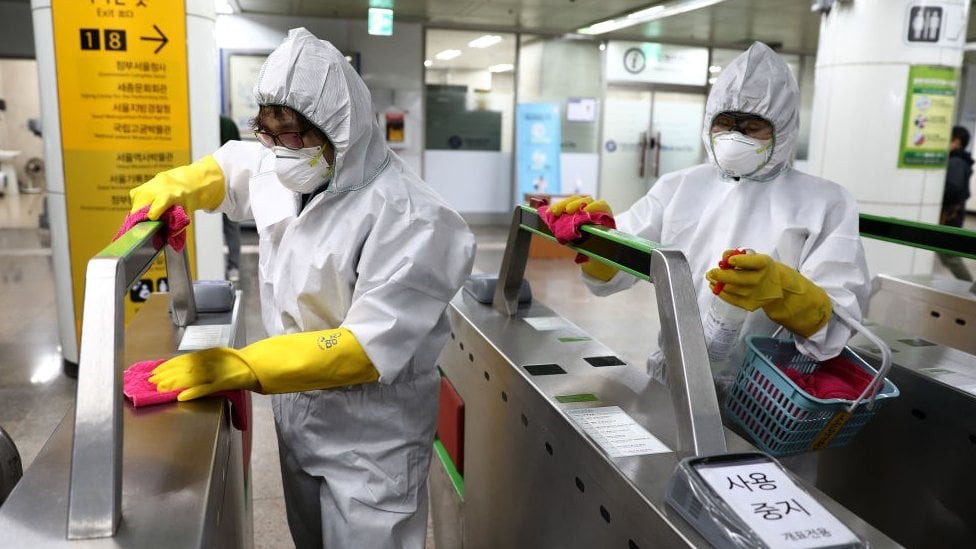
[368,8,393,36]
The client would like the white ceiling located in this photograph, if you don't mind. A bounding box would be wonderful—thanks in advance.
[4,0,974,53]
[233,0,825,74]
[229,0,976,73]
[235,0,823,51]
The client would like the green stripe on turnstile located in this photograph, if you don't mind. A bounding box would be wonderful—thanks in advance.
[95,220,164,257]
[517,205,656,281]
[555,393,599,403]
[433,439,464,501]
[859,213,976,259]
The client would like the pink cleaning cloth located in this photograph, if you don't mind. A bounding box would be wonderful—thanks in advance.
[113,206,191,252]
[538,204,616,244]
[537,203,616,265]
[779,356,876,401]
[123,359,250,432]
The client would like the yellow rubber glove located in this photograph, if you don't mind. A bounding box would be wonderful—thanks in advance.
[705,253,832,337]
[130,155,226,220]
[149,328,379,401]
[547,195,618,282]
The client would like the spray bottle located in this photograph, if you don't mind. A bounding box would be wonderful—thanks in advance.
[702,248,753,362]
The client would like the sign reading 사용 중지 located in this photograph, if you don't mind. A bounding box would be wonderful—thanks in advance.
[696,460,860,548]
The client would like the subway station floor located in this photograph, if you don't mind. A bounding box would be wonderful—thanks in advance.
[0,190,663,547]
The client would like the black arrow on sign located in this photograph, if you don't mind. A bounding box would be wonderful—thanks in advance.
[140,24,168,54]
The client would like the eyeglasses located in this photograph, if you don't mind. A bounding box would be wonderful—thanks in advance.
[253,127,313,150]
[711,113,773,139]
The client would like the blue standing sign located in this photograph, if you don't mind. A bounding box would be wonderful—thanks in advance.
[516,103,561,201]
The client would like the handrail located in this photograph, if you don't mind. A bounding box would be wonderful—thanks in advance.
[67,221,197,539]
[859,213,976,260]
[493,205,727,458]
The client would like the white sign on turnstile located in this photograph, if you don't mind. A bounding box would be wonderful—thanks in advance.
[904,1,967,47]
[567,406,671,457]
[695,460,860,548]
[667,454,867,548]
[523,316,570,331]
[179,324,233,351]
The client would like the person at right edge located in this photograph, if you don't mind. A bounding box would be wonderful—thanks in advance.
[937,125,973,281]
[547,41,871,399]
[125,28,475,548]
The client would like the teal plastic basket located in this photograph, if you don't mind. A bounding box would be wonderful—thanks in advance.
[724,335,899,457]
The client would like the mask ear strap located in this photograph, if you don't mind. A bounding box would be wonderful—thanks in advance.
[309,144,328,166]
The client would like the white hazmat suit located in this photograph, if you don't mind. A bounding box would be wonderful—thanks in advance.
[586,42,870,386]
[212,29,475,548]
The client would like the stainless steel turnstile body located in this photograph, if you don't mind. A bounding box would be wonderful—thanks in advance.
[431,207,898,548]
[435,295,897,547]
[867,273,975,355]
[0,222,252,546]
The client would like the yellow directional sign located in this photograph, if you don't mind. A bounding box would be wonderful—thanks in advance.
[52,0,194,340]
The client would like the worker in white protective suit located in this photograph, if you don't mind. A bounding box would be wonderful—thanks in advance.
[128,28,476,548]
[548,41,870,392]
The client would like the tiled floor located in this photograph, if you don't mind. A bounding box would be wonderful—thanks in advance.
[1,190,973,547]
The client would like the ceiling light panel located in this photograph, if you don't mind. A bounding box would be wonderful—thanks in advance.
[435,49,462,61]
[579,0,729,35]
[468,35,503,48]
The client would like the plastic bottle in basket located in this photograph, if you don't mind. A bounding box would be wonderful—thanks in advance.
[703,248,752,362]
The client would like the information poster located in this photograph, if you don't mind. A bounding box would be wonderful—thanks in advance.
[225,52,268,137]
[52,0,193,339]
[516,103,561,201]
[898,65,957,168]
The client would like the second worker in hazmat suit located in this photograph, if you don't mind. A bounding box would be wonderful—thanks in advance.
[130,28,476,548]
[548,41,870,393]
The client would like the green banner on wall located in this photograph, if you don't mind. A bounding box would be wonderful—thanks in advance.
[898,65,957,168]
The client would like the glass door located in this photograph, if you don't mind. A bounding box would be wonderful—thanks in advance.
[599,87,653,211]
[652,91,706,177]
[599,86,705,211]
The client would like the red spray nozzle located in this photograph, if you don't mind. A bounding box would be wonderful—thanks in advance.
[712,248,751,295]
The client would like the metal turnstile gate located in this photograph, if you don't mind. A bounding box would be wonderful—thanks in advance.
[0,220,252,547]
[430,206,897,548]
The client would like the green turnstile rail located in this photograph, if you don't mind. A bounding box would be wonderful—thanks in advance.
[515,205,656,280]
[859,213,976,259]
[519,207,976,266]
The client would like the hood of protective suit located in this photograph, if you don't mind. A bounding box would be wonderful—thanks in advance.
[702,41,799,181]
[254,28,388,192]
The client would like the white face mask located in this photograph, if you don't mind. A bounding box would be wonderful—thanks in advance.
[711,131,773,178]
[273,145,334,193]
